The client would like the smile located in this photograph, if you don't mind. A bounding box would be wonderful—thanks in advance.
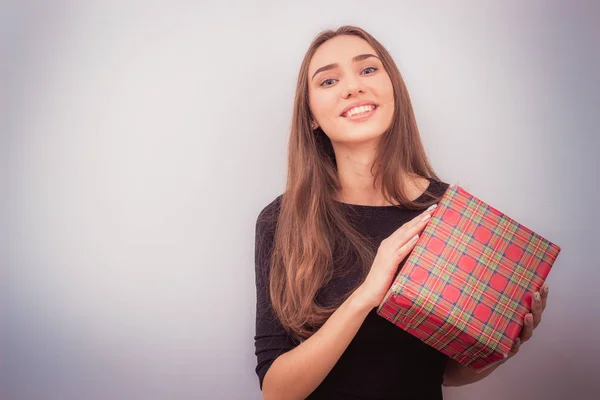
[342,104,378,121]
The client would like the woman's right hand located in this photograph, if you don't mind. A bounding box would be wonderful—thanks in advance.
[356,203,438,310]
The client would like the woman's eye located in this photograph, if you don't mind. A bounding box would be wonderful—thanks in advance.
[319,67,377,87]
[320,78,337,87]
[362,67,377,75]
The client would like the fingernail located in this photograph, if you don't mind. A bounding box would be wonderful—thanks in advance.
[410,234,419,242]
[426,204,438,212]
[543,284,549,294]
[534,292,541,302]
[421,213,431,222]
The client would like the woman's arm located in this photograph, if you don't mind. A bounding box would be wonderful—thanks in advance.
[254,200,374,400]
[261,287,373,400]
[255,198,436,399]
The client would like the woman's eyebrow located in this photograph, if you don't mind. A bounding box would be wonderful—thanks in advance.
[311,53,379,81]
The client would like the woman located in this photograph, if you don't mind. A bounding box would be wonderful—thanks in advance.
[253,25,548,400]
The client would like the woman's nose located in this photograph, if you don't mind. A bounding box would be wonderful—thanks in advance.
[342,76,365,98]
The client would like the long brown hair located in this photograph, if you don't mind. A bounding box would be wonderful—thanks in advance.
[266,25,443,343]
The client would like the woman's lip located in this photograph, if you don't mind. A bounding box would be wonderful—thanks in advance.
[342,105,378,121]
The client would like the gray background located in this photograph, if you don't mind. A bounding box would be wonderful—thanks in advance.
[2,1,599,399]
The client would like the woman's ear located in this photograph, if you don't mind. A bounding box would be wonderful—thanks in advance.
[310,120,319,130]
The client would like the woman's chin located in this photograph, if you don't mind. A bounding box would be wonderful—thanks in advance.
[334,128,386,145]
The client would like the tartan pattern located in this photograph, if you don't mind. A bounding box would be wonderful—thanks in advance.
[376,185,562,371]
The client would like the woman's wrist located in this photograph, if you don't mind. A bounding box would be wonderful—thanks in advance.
[349,286,377,315]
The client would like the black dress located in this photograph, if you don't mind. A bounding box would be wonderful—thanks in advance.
[254,178,452,399]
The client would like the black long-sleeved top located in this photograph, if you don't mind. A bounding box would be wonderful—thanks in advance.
[254,177,452,399]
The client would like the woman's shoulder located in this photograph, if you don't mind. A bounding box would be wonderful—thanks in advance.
[254,196,283,280]
[256,194,283,228]
[255,194,284,246]
[427,176,451,195]
[408,175,450,206]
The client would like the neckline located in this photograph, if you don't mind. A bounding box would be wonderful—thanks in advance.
[334,177,434,209]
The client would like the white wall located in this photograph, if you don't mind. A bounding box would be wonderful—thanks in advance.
[3,1,599,399]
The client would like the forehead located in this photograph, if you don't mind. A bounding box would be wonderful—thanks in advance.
[308,35,377,74]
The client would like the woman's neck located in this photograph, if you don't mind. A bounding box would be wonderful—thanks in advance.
[330,140,429,206]
[334,171,429,207]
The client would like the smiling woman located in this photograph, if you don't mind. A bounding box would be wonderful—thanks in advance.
[254,26,456,400]
[307,38,396,146]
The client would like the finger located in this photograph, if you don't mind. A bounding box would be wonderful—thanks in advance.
[532,291,543,328]
[413,203,438,226]
[520,313,534,343]
[390,204,438,243]
[403,204,438,232]
[540,283,549,311]
[509,337,522,356]
[395,233,420,258]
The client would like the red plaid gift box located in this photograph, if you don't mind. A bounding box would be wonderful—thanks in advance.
[376,184,562,372]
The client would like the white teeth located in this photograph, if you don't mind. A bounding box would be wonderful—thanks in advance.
[345,105,375,117]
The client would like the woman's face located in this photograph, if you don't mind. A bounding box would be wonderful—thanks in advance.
[307,35,395,145]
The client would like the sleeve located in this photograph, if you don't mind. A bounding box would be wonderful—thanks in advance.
[253,200,300,391]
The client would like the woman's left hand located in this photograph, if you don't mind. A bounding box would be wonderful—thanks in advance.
[507,283,549,358]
